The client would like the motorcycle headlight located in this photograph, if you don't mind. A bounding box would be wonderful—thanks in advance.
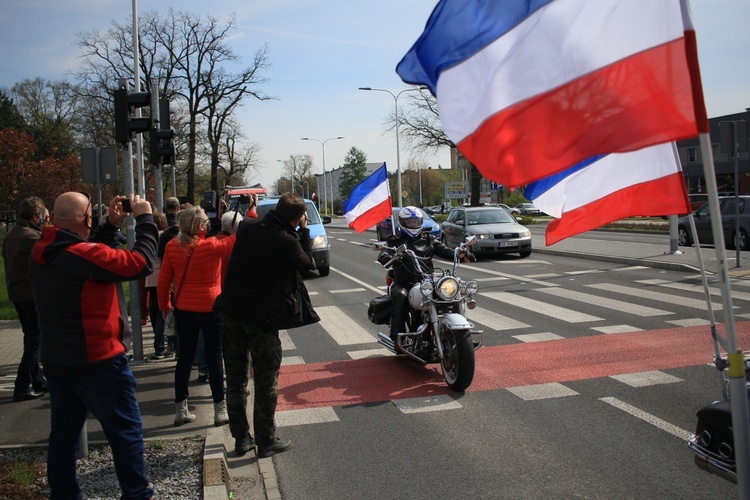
[420,281,434,296]
[436,277,459,300]
[465,280,479,295]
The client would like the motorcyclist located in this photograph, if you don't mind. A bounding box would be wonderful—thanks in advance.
[377,206,474,343]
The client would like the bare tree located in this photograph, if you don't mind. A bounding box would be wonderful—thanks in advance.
[280,154,314,195]
[396,89,482,206]
[75,10,271,203]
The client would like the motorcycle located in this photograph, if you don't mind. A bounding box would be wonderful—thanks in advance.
[368,236,482,391]
[688,354,750,484]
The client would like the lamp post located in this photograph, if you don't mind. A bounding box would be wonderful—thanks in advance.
[300,180,309,200]
[301,136,344,216]
[359,86,422,208]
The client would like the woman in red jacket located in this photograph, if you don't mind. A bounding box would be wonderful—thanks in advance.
[158,206,235,426]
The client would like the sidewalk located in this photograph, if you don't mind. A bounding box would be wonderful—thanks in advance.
[0,322,270,499]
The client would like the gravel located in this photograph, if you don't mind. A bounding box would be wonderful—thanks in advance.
[0,436,204,499]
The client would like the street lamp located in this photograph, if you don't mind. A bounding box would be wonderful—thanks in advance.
[300,180,309,200]
[301,136,344,216]
[359,86,423,208]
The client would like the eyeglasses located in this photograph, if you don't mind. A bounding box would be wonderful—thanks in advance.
[78,192,92,221]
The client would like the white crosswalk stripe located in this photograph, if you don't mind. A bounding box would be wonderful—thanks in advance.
[482,290,604,323]
[317,305,375,345]
[537,287,673,317]
[468,306,531,331]
[586,283,723,310]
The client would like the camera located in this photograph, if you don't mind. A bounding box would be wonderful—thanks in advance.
[121,199,132,212]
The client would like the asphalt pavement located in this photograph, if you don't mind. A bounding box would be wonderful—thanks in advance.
[0,219,747,500]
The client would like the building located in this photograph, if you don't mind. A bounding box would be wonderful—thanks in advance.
[676,109,750,194]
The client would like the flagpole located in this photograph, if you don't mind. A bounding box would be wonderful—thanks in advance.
[699,132,750,496]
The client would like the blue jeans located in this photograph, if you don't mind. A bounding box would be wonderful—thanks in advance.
[174,309,225,403]
[46,355,153,500]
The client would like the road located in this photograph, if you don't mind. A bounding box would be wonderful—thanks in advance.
[264,223,747,499]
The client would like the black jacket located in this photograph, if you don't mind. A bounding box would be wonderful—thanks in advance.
[213,210,315,325]
[29,215,157,376]
[2,218,42,302]
[377,232,454,285]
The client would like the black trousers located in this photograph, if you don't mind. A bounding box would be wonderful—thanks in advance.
[13,300,45,395]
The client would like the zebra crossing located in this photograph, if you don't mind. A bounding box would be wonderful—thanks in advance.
[273,268,750,430]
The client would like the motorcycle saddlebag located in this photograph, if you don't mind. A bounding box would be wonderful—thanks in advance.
[691,399,737,482]
[368,294,393,325]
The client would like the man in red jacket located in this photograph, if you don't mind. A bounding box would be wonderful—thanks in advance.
[29,192,157,500]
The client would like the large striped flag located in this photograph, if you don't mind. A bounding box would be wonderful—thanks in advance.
[343,164,392,233]
[526,143,690,245]
[396,0,705,188]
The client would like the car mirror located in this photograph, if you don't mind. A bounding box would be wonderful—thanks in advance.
[322,216,331,224]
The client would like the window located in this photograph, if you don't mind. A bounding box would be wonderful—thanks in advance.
[687,148,697,163]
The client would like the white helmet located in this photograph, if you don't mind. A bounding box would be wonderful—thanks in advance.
[397,206,423,238]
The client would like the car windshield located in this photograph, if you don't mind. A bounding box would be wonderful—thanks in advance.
[467,209,515,225]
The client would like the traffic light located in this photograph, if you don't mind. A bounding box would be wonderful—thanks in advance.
[149,98,176,165]
[114,87,151,144]
[149,127,175,165]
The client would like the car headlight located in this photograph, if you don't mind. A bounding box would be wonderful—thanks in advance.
[313,235,327,246]
[436,277,459,300]
[477,234,490,240]
[520,229,531,238]
[420,281,434,296]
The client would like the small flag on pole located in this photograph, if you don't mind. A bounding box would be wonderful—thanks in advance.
[343,164,392,233]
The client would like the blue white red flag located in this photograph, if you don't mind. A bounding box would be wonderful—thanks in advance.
[526,143,690,245]
[396,0,705,188]
[343,164,392,233]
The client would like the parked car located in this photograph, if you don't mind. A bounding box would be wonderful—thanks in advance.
[497,203,520,215]
[376,207,441,240]
[441,206,532,257]
[514,202,541,216]
[255,197,332,276]
[677,195,750,251]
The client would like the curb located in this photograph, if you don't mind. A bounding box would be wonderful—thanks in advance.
[203,426,278,500]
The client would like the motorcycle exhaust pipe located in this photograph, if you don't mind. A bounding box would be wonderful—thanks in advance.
[377,332,428,365]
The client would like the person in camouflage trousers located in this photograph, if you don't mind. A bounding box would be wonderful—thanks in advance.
[221,315,282,452]
[214,193,315,458]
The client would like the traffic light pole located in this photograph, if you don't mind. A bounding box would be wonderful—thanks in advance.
[150,81,164,212]
[117,78,145,361]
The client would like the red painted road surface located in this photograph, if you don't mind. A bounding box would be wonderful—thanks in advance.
[277,322,750,412]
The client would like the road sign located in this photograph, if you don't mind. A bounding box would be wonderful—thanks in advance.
[444,181,467,199]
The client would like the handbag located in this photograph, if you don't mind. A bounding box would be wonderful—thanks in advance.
[265,272,320,330]
[164,249,194,339]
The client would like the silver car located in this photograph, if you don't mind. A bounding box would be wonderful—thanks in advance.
[441,206,532,258]
[678,195,750,251]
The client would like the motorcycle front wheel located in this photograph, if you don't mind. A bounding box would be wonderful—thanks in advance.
[439,325,475,391]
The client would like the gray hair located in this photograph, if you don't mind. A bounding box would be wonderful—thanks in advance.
[221,211,243,234]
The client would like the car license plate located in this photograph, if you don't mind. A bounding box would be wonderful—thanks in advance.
[499,240,518,247]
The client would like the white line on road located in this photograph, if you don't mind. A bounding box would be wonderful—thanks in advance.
[599,397,692,440]
[331,267,384,295]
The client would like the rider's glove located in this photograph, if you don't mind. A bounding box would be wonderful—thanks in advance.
[459,251,476,263]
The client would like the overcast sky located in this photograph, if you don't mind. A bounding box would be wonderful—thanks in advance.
[1,0,748,192]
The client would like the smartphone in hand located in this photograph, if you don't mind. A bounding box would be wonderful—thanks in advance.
[121,199,132,212]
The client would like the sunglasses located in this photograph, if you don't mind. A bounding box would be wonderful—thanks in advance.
[78,191,92,221]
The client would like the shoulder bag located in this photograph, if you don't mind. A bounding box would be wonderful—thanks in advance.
[164,248,194,339]
[265,272,320,330]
